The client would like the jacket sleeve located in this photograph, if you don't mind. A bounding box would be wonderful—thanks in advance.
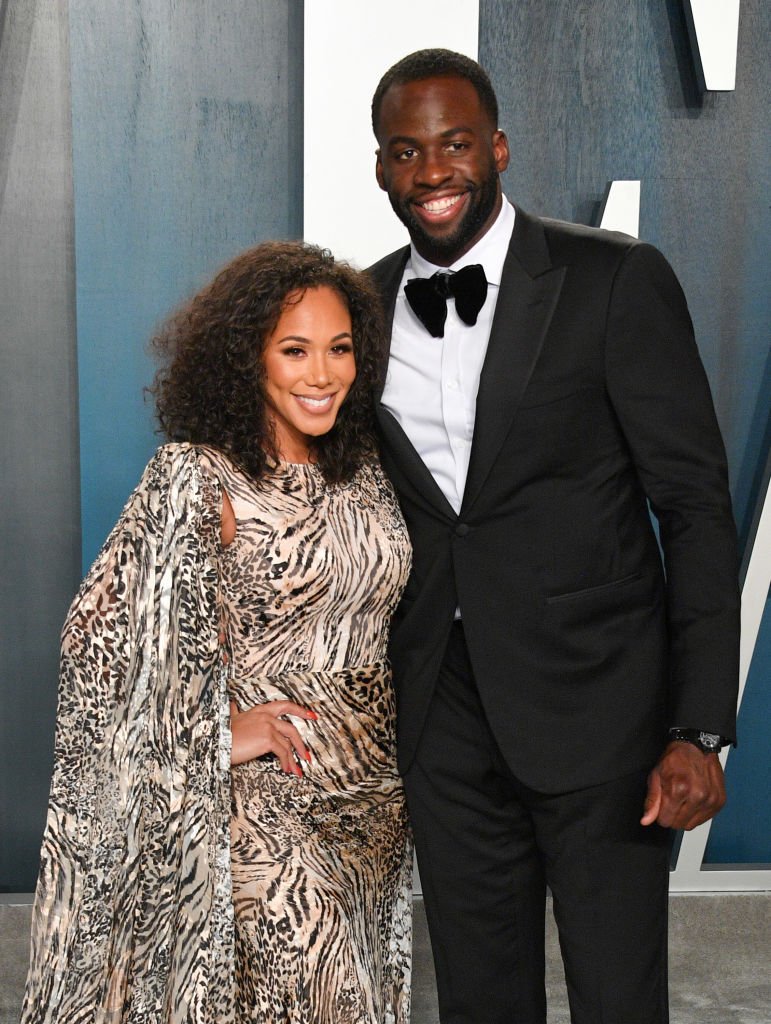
[604,242,740,741]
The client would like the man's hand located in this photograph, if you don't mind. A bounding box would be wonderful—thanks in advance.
[641,741,726,830]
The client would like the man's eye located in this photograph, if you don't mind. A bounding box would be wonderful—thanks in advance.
[447,142,468,153]
[396,148,417,161]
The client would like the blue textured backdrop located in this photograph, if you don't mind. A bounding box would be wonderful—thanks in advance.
[70,0,304,572]
[1,0,767,888]
[72,0,771,866]
[707,594,771,862]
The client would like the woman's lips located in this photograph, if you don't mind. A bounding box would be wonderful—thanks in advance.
[293,393,336,413]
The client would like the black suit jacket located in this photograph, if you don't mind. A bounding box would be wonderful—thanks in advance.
[369,206,740,793]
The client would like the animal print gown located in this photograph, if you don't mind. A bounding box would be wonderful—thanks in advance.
[206,449,413,1024]
[20,444,412,1024]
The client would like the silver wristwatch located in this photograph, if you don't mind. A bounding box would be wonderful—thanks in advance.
[668,728,724,753]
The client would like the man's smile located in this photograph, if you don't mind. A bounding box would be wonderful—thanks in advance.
[415,192,469,222]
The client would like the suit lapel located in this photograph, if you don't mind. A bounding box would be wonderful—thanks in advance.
[371,247,457,521]
[376,406,458,518]
[461,208,566,514]
[370,247,408,398]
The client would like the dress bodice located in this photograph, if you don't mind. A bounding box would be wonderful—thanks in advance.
[199,450,411,676]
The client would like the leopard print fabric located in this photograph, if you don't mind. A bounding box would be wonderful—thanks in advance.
[203,450,413,1024]
[21,445,412,1024]
[21,444,236,1023]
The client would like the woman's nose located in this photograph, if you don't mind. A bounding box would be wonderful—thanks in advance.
[305,354,330,386]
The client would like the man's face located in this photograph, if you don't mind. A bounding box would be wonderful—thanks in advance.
[375,75,510,266]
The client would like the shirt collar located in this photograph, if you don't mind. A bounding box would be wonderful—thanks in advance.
[408,197,515,287]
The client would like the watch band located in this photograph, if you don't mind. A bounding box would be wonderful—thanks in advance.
[668,728,724,753]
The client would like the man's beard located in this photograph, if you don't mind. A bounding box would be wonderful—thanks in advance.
[388,161,500,262]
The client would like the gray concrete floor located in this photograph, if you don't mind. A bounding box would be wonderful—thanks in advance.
[2,894,769,1022]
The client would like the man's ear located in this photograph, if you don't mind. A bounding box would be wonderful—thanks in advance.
[493,130,510,174]
[375,150,387,192]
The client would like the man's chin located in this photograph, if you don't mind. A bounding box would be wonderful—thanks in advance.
[399,214,471,262]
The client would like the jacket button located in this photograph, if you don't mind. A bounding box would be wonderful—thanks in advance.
[455,523,470,537]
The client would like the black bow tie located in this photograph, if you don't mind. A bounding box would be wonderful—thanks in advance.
[404,264,488,338]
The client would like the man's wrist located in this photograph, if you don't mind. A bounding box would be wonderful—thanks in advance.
[668,728,725,753]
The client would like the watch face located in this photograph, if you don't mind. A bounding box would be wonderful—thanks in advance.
[699,732,722,751]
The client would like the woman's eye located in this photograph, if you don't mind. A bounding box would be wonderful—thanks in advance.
[331,343,354,355]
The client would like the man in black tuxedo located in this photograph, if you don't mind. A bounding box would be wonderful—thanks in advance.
[368,49,740,1023]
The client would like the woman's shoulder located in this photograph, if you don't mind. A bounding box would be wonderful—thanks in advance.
[134,442,200,488]
[146,442,232,482]
[133,444,231,513]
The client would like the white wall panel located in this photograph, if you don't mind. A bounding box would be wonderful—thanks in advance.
[304,0,480,267]
[685,0,741,90]
[599,180,640,237]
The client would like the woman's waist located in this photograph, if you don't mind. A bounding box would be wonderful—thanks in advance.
[229,661,399,799]
[228,660,391,714]
[226,624,391,676]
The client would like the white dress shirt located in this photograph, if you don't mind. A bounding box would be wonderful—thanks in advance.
[381,199,516,514]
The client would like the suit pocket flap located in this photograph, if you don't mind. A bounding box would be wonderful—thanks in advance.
[545,572,643,605]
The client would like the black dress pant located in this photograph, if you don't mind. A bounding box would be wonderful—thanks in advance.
[403,622,672,1024]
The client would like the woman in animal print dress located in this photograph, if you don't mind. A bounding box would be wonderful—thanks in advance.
[21,242,413,1024]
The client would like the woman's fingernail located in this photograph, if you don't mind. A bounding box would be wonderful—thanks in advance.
[307,711,318,720]
[305,749,312,763]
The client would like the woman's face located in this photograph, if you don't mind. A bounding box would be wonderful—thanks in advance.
[261,285,356,463]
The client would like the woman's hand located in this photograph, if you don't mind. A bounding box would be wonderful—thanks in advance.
[229,700,316,774]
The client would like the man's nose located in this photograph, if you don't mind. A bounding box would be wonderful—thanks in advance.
[415,150,452,186]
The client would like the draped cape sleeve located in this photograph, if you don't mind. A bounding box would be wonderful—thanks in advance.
[21,443,236,1024]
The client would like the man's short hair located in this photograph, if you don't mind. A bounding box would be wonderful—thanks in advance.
[371,48,499,139]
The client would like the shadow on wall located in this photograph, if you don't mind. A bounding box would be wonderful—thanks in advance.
[649,0,707,115]
[0,1,39,200]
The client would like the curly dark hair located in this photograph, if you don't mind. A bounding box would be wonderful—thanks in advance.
[371,48,499,140]
[149,241,386,485]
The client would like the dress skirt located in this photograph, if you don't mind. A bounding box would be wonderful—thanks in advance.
[229,662,412,1024]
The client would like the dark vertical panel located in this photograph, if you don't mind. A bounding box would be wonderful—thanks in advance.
[69,0,304,570]
[0,0,80,890]
[707,455,771,863]
[480,0,769,527]
[479,0,770,862]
